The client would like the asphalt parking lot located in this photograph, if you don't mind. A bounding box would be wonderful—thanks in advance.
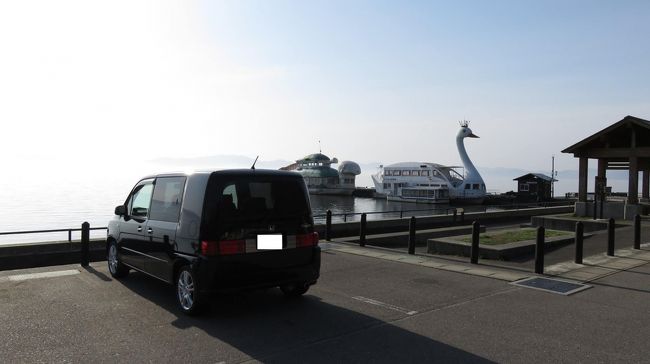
[1,247,649,363]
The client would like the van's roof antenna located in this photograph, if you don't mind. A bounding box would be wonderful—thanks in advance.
[251,155,259,170]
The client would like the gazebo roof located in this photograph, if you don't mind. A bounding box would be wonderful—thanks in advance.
[562,115,650,157]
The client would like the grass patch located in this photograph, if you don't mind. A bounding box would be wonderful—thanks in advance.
[459,228,571,246]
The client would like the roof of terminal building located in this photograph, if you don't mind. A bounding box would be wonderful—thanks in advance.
[513,173,557,182]
[299,153,331,163]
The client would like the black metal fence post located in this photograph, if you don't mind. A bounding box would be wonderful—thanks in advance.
[453,209,457,224]
[575,222,584,264]
[81,222,90,267]
[359,213,367,247]
[407,216,416,255]
[634,214,641,250]
[325,210,332,241]
[470,221,479,264]
[460,210,465,224]
[534,226,545,274]
[607,218,615,256]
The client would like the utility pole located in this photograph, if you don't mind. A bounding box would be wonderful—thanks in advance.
[551,155,555,199]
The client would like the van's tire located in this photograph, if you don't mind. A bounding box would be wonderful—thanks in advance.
[107,241,129,279]
[280,282,310,297]
[176,266,204,315]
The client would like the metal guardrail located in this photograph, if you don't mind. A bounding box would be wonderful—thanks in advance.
[0,227,107,243]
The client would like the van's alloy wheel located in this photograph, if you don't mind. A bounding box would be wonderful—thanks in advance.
[176,267,203,315]
[107,241,128,278]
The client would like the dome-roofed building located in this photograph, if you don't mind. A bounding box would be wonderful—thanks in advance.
[338,161,361,189]
[281,153,361,195]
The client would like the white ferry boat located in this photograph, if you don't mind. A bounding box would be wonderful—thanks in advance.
[372,122,486,204]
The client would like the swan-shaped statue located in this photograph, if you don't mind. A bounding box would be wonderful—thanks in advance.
[449,121,486,202]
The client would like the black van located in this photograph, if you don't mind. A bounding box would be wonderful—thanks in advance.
[107,169,320,315]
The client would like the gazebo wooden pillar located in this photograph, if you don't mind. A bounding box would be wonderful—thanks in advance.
[562,115,650,219]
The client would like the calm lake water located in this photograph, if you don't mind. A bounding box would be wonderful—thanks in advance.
[0,159,603,245]
[0,168,491,245]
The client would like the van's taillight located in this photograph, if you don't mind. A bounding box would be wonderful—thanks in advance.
[201,240,246,256]
[296,232,319,247]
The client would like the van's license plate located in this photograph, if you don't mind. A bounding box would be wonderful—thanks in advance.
[257,234,283,250]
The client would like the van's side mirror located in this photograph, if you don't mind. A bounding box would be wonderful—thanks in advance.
[114,205,127,216]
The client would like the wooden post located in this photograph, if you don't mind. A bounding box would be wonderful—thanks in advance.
[470,221,480,264]
[325,210,332,241]
[628,156,639,204]
[607,218,615,256]
[81,222,90,267]
[407,217,416,255]
[359,213,367,247]
[535,226,545,274]
[575,222,584,264]
[578,157,588,202]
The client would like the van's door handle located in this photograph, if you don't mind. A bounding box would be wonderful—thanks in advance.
[137,226,142,232]
[147,228,153,234]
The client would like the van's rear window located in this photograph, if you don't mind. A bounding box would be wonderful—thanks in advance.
[203,175,312,237]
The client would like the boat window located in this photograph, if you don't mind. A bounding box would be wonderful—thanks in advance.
[481,184,486,190]
[385,170,391,176]
[432,170,439,176]
[402,171,410,176]
[393,170,401,176]
[473,184,480,190]
[465,184,471,190]
[411,170,420,176]
[421,171,430,176]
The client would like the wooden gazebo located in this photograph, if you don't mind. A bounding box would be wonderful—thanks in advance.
[562,115,650,219]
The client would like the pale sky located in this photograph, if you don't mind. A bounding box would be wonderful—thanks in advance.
[2,0,649,175]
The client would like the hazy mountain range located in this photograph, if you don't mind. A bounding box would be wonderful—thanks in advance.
[149,154,630,181]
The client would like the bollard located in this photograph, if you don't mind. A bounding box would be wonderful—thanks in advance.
[359,213,367,247]
[593,199,597,220]
[534,226,545,274]
[470,221,479,264]
[453,209,457,224]
[607,218,615,256]
[634,214,641,250]
[575,222,584,264]
[407,216,416,255]
[343,214,347,222]
[400,210,403,219]
[81,222,90,267]
[325,210,332,241]
[68,230,72,242]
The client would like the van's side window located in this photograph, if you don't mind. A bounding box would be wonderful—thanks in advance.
[149,177,186,222]
[129,181,154,217]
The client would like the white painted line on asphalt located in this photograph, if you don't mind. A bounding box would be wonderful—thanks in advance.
[6,269,79,281]
[352,296,418,315]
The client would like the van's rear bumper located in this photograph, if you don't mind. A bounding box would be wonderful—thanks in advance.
[195,246,321,293]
